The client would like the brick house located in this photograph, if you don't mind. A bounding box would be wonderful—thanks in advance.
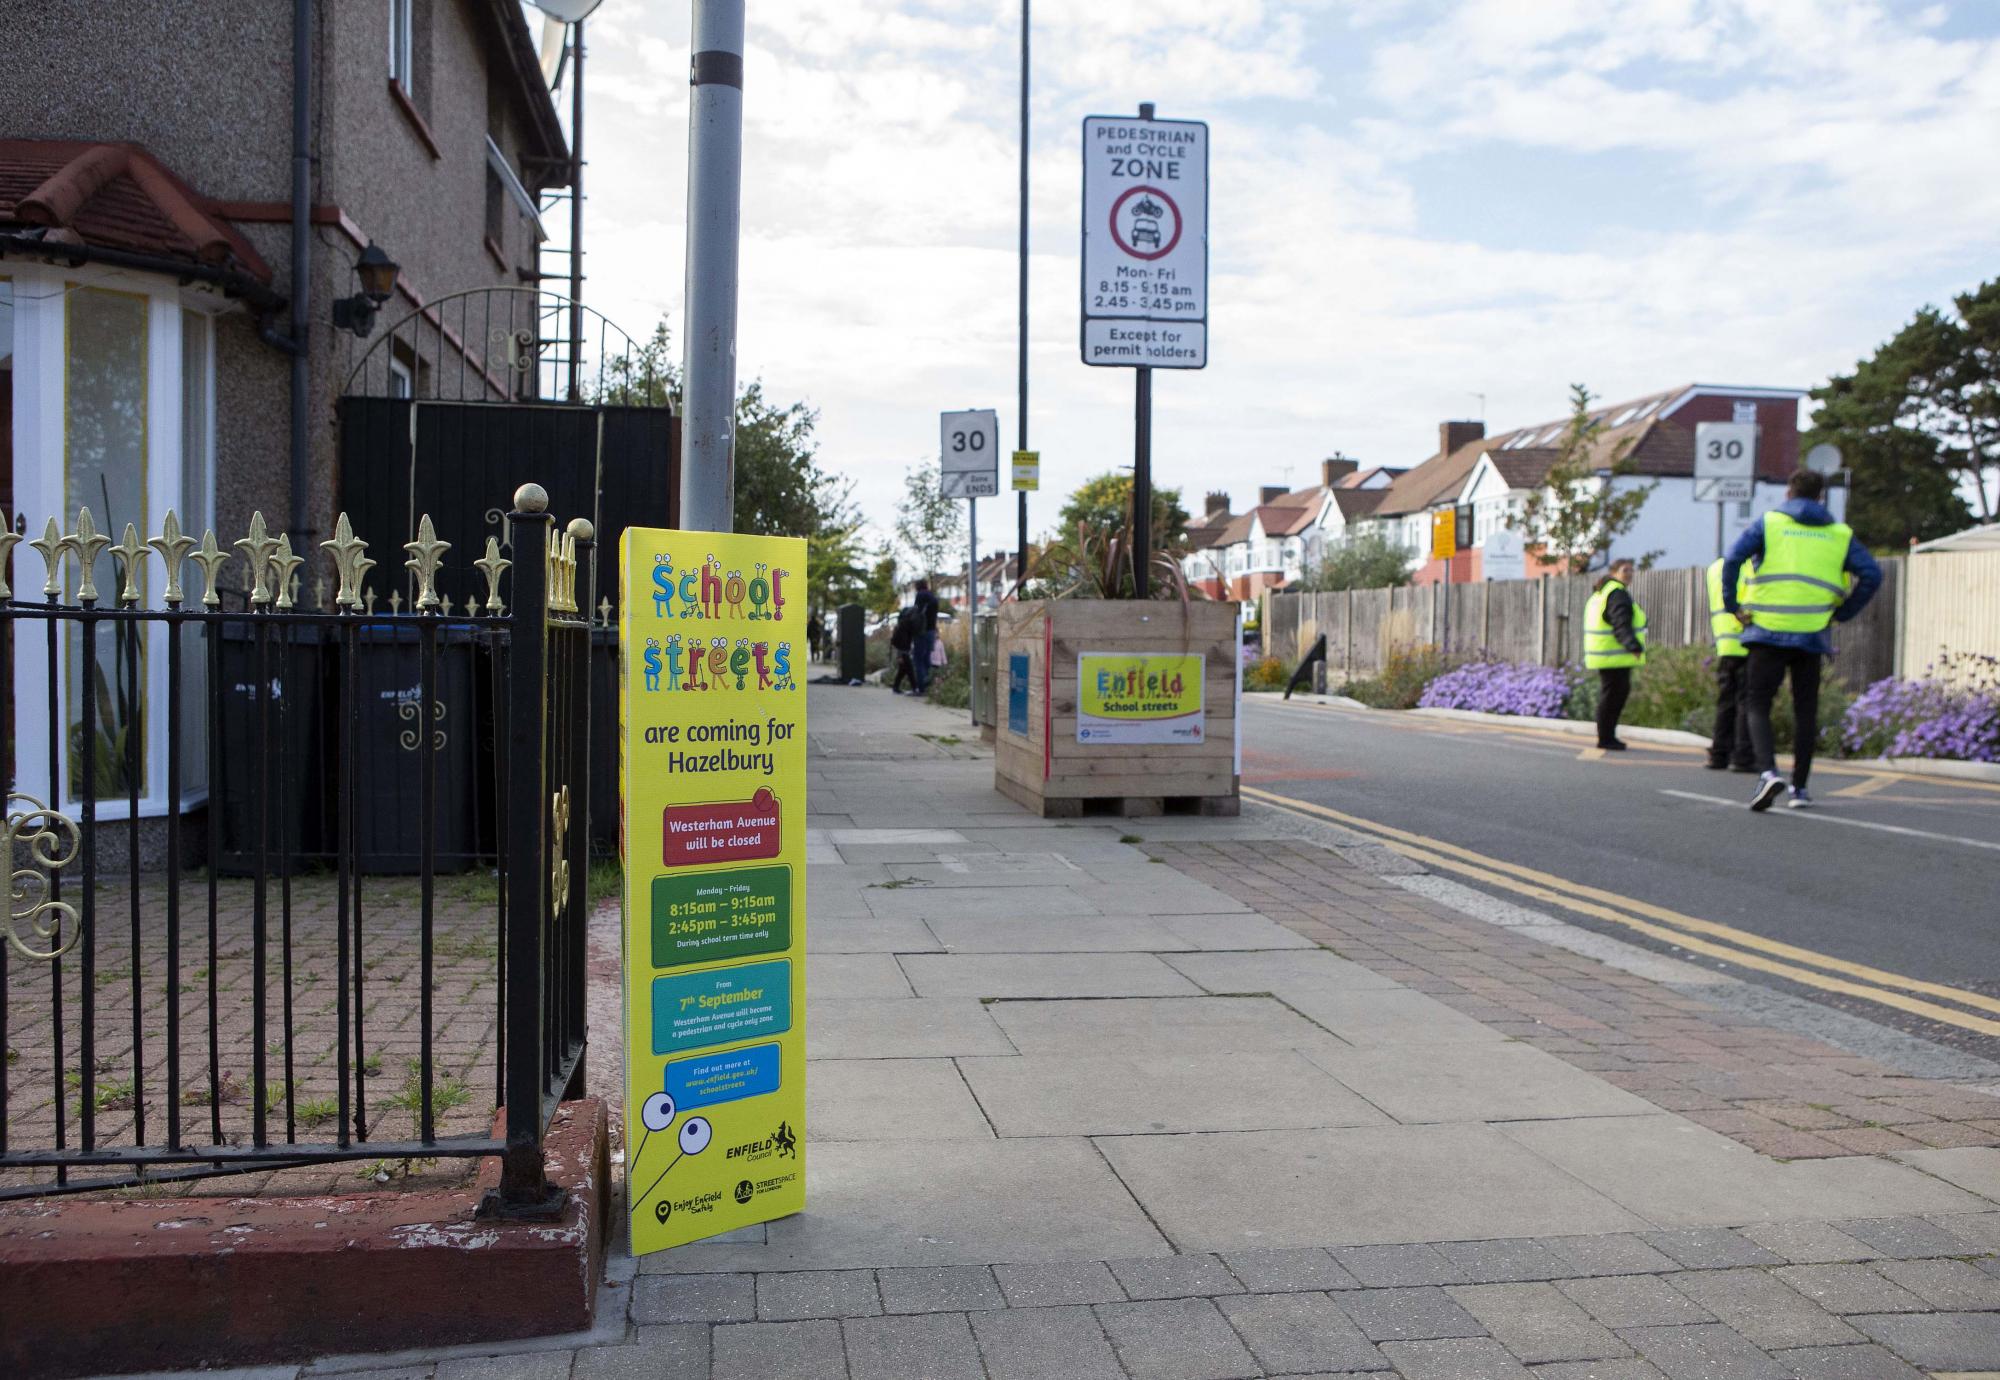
[1357,385,1825,583]
[1,0,585,825]
[1183,460,1395,600]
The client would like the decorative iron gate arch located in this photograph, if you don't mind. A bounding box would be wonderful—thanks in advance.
[341,286,670,407]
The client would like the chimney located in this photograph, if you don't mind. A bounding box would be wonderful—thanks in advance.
[1321,456,1358,487]
[1204,491,1230,517]
[1259,485,1286,505]
[1440,420,1485,456]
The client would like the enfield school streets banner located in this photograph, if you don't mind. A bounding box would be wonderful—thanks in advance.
[619,530,807,1255]
[1076,651,1205,744]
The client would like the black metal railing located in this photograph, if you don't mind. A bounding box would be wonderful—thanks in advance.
[0,485,588,1209]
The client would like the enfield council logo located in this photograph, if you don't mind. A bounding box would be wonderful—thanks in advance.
[724,1120,799,1165]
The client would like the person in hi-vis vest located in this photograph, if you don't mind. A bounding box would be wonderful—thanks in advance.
[1704,556,1755,773]
[1721,469,1881,812]
[1582,557,1645,751]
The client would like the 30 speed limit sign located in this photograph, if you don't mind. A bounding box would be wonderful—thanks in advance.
[940,409,1000,498]
[1694,421,1756,504]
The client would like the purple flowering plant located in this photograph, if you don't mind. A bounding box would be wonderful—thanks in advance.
[1418,660,1579,719]
[1841,653,2000,763]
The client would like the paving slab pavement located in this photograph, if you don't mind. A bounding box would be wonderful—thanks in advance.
[279,684,2000,1380]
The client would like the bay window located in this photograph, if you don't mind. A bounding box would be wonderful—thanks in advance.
[7,263,218,816]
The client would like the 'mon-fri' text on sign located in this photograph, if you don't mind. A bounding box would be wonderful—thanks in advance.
[1081,115,1208,369]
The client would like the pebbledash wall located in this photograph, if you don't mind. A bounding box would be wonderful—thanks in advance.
[1262,558,1903,694]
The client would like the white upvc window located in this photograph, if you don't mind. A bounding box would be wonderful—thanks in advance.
[390,0,415,90]
[5,263,219,818]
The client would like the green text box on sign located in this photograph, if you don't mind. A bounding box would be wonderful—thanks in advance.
[651,866,792,970]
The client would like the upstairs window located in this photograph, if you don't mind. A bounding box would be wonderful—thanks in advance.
[390,0,413,90]
[390,0,431,115]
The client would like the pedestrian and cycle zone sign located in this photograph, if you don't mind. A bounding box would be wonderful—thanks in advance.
[619,528,807,1254]
[1081,114,1208,369]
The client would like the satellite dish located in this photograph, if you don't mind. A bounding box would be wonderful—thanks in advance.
[1805,443,1843,476]
[529,0,604,21]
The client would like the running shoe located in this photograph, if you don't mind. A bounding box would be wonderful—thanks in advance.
[1788,787,1813,810]
[1750,771,1786,812]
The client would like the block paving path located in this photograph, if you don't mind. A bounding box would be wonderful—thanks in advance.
[205,686,2000,1380]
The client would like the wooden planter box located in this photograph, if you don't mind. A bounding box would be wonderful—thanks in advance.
[994,599,1240,817]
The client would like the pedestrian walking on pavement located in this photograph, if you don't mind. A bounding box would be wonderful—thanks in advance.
[1724,469,1882,812]
[888,605,918,694]
[911,578,940,696]
[1705,556,1756,773]
[1583,556,1646,751]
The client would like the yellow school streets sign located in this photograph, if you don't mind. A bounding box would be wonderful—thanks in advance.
[619,528,807,1255]
[1076,651,1205,744]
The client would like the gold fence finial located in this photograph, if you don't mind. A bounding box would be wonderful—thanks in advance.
[475,536,510,615]
[404,513,449,613]
[321,512,375,610]
[148,509,196,606]
[389,587,404,615]
[599,596,612,627]
[272,534,304,610]
[190,530,229,608]
[0,515,21,601]
[236,511,278,607]
[364,585,378,616]
[70,508,110,604]
[30,518,64,598]
[112,523,149,607]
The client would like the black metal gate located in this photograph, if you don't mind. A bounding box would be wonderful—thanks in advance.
[0,486,589,1209]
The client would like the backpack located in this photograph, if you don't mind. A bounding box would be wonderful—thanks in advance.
[889,608,916,652]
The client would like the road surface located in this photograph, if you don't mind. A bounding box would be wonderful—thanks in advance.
[1241,695,2000,1065]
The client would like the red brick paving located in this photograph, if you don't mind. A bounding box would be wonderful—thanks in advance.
[1150,839,2000,1160]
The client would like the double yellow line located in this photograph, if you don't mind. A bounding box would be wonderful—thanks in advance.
[1243,784,2000,1039]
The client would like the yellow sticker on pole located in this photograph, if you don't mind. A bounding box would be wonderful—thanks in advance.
[619,529,808,1255]
[1431,507,1457,561]
[1011,450,1040,491]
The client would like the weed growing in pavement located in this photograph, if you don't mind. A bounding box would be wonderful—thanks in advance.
[295,1096,339,1128]
[1120,834,1144,844]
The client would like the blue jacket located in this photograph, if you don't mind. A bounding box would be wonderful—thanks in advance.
[1721,498,1881,656]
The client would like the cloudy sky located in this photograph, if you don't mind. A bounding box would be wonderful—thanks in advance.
[572,0,2000,549]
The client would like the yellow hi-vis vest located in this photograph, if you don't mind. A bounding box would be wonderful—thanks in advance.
[1706,557,1749,658]
[1584,578,1646,669]
[1740,511,1852,634]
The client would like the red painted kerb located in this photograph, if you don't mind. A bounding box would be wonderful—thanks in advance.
[0,1098,610,1380]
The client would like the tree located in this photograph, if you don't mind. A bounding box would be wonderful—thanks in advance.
[1056,472,1190,548]
[892,461,965,581]
[1810,278,1999,534]
[1297,530,1412,591]
[1512,384,1658,573]
[592,318,862,610]
[861,550,900,617]
[1805,392,1970,550]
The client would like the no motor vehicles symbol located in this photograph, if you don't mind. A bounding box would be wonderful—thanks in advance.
[1110,185,1182,262]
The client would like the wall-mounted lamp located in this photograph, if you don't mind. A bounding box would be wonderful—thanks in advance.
[331,243,401,338]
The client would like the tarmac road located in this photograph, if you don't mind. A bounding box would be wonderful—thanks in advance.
[1242,695,2000,1063]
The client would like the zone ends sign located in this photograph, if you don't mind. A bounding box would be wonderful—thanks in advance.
[1081,115,1208,370]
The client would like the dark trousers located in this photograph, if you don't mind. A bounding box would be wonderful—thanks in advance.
[1596,668,1632,746]
[912,631,935,692]
[1709,655,1753,767]
[891,651,916,693]
[1744,644,1822,787]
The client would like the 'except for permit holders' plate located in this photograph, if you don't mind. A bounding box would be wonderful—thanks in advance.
[652,865,792,970]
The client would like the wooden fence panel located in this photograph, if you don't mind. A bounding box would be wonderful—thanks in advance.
[1261,548,1967,691]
